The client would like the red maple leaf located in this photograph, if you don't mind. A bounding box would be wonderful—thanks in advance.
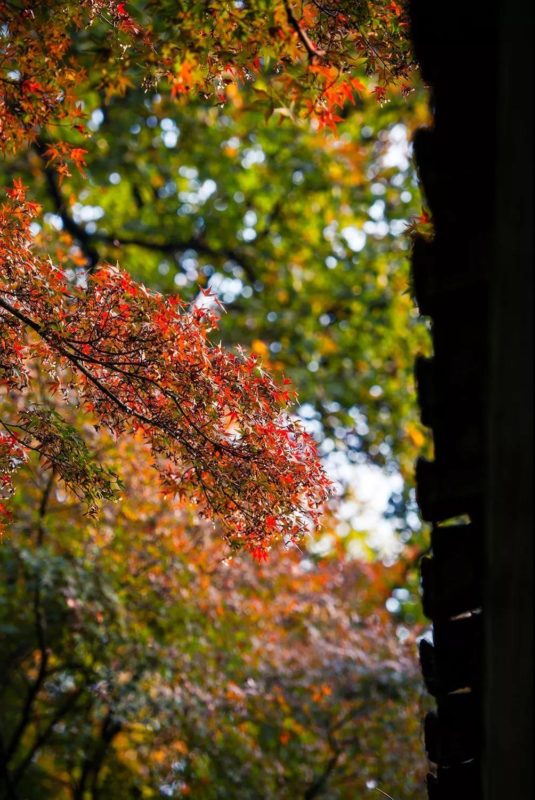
[250,546,269,563]
[22,79,44,94]
[372,86,387,104]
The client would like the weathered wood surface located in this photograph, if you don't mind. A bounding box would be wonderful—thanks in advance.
[409,0,532,796]
[421,525,482,621]
[485,2,533,797]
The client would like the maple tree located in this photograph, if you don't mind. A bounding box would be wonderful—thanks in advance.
[1,0,414,156]
[0,181,332,557]
[7,91,430,492]
[0,0,426,550]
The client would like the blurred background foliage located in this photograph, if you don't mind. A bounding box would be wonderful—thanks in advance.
[0,417,428,799]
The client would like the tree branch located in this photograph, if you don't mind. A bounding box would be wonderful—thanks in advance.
[0,730,19,799]
[11,689,83,788]
[283,0,325,60]
[37,469,56,546]
[303,750,341,799]
[34,140,101,271]
[74,709,121,800]
[4,565,49,765]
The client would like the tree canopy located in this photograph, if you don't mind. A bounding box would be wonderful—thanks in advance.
[1,2,430,797]
[1,0,430,531]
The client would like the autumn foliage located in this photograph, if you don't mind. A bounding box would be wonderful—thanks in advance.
[0,2,428,798]
[0,0,417,551]
[1,0,414,158]
[0,180,330,556]
[0,419,427,797]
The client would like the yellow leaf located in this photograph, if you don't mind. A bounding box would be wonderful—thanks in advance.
[319,335,337,355]
[151,749,167,765]
[406,422,426,449]
[251,339,268,357]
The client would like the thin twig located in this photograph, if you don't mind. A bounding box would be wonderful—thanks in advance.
[375,789,395,800]
[283,0,325,60]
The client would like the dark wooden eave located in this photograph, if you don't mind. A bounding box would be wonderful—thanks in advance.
[410,1,533,796]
